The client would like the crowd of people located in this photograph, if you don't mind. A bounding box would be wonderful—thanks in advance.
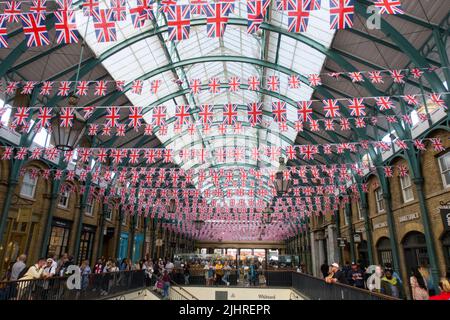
[0,253,183,300]
[321,261,450,300]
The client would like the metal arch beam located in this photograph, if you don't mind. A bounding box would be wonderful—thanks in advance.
[0,16,57,79]
[354,3,449,98]
[356,0,449,34]
[345,28,440,67]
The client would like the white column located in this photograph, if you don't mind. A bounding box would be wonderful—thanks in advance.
[310,232,318,277]
[327,224,339,265]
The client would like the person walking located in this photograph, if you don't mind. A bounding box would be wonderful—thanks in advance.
[410,267,429,300]
[162,270,171,299]
[215,261,224,285]
[183,263,190,285]
[222,261,231,286]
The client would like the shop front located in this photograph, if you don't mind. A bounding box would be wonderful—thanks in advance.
[118,232,129,260]
[47,218,72,259]
[78,224,96,264]
[132,233,144,262]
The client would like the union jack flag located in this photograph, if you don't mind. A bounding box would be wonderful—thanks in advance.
[175,105,191,125]
[349,71,364,82]
[403,95,419,106]
[413,139,426,151]
[373,0,404,15]
[108,0,126,21]
[5,1,22,23]
[308,74,321,86]
[410,68,423,79]
[375,96,394,111]
[21,13,50,47]
[30,0,47,16]
[247,102,263,126]
[429,93,446,109]
[94,81,108,96]
[160,0,177,13]
[397,165,408,177]
[272,101,287,122]
[276,0,289,10]
[189,79,201,94]
[368,71,384,84]
[266,75,280,91]
[190,0,207,15]
[82,0,99,16]
[329,0,354,30]
[223,103,238,125]
[0,16,8,48]
[76,81,89,96]
[129,0,154,28]
[57,81,71,96]
[390,70,405,83]
[40,81,53,95]
[55,10,79,44]
[287,0,311,33]
[166,5,191,41]
[323,99,340,117]
[199,104,213,125]
[248,75,260,91]
[246,0,271,34]
[304,0,321,10]
[204,3,232,38]
[288,75,300,89]
[347,98,365,116]
[93,9,117,42]
[228,76,240,92]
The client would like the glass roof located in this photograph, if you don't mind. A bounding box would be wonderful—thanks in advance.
[76,0,335,205]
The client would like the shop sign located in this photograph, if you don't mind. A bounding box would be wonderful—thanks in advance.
[52,218,72,228]
[353,233,362,243]
[373,221,388,230]
[82,224,96,233]
[439,202,450,231]
[399,212,419,223]
[337,237,346,247]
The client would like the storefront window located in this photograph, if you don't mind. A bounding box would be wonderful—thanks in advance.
[78,225,96,264]
[47,219,71,258]
[376,237,392,267]
[20,172,37,199]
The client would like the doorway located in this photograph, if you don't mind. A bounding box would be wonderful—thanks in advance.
[402,231,429,272]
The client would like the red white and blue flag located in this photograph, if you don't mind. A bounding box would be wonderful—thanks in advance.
[247,102,263,126]
[199,104,214,125]
[329,0,354,30]
[323,99,340,117]
[130,0,154,28]
[5,1,22,23]
[287,0,310,33]
[373,0,404,15]
[190,0,207,15]
[0,15,8,48]
[205,3,232,38]
[347,98,366,117]
[110,0,127,21]
[152,106,167,126]
[175,105,191,125]
[30,0,47,16]
[166,5,191,41]
[297,101,313,122]
[82,0,99,16]
[304,0,321,10]
[55,10,79,44]
[272,101,287,122]
[246,0,271,34]
[223,103,238,125]
[21,13,50,47]
[93,9,117,42]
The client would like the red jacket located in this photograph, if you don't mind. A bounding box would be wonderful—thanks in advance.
[429,292,450,300]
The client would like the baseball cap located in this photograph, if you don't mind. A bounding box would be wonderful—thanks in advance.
[331,263,339,268]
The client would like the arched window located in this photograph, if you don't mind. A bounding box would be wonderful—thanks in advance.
[402,231,429,271]
[376,237,392,267]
